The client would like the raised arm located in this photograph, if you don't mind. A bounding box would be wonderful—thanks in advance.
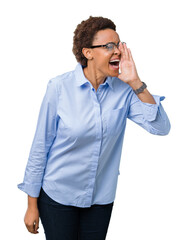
[117,42,170,135]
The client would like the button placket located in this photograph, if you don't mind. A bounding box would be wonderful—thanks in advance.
[85,87,103,206]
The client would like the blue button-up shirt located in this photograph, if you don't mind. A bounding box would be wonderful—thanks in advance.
[18,63,171,208]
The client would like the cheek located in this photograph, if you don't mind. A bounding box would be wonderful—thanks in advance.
[101,53,111,66]
[96,57,109,68]
[94,52,112,69]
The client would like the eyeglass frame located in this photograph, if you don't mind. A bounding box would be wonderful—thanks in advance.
[89,41,126,51]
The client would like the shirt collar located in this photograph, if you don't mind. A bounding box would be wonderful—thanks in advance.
[74,63,114,90]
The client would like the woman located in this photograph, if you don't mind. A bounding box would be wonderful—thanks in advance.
[18,16,170,240]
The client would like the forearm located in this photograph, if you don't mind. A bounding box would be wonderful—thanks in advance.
[28,195,38,209]
[128,78,156,104]
[128,90,171,135]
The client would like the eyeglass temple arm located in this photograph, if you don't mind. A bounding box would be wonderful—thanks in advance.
[90,45,106,48]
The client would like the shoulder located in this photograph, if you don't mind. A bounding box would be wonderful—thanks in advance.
[47,69,75,94]
[49,70,74,86]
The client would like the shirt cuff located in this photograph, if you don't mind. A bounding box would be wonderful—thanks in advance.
[17,182,41,198]
[139,95,165,122]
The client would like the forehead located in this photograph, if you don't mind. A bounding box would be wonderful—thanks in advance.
[93,29,120,44]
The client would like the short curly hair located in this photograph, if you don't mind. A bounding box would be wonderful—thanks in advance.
[72,16,116,66]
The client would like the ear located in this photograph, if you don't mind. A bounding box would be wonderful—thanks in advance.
[82,48,93,60]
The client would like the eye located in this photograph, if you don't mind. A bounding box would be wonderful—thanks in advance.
[105,43,114,50]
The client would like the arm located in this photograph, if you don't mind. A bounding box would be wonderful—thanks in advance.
[127,90,171,135]
[128,78,156,104]
[18,78,59,197]
[118,42,170,135]
[18,79,59,233]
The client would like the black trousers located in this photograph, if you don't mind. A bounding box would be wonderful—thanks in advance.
[37,188,114,240]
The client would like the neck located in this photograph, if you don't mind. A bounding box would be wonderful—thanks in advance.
[83,62,106,91]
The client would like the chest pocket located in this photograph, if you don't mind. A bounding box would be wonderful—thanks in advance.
[103,107,126,136]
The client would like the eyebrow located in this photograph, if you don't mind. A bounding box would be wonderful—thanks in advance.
[105,41,120,45]
[92,41,120,46]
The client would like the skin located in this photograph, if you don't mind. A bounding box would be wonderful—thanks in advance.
[24,196,39,234]
[82,29,155,104]
[24,27,156,235]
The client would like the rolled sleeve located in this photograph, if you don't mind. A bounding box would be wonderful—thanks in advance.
[140,95,165,122]
[128,92,171,135]
[17,79,59,197]
[17,183,41,198]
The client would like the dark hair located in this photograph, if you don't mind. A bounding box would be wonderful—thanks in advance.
[72,16,116,66]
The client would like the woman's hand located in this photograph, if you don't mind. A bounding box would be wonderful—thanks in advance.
[24,206,39,234]
[118,42,156,104]
[118,42,141,86]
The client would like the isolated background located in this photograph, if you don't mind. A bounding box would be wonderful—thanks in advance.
[1,0,187,239]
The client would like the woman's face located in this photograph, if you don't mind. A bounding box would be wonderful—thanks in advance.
[89,29,121,78]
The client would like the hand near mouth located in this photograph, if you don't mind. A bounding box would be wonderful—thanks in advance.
[118,42,141,86]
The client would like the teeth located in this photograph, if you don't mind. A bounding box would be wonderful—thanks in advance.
[110,59,119,63]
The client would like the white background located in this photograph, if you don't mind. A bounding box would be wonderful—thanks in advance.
[0,0,187,239]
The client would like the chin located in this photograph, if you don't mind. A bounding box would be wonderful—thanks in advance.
[107,64,120,77]
[108,70,119,78]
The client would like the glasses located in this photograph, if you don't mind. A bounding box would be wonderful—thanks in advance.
[90,41,125,51]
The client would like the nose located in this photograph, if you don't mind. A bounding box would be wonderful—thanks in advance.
[114,45,121,55]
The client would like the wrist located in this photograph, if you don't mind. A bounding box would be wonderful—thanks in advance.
[28,204,38,210]
[127,78,143,90]
[28,195,38,209]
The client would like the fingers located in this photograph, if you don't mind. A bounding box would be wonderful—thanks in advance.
[25,220,39,234]
[119,42,128,60]
[34,219,39,233]
[127,48,134,62]
[24,207,40,234]
[119,42,133,62]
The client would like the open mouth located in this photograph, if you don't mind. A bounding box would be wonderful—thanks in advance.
[109,59,120,69]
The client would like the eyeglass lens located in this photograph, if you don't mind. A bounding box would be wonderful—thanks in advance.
[106,42,125,50]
